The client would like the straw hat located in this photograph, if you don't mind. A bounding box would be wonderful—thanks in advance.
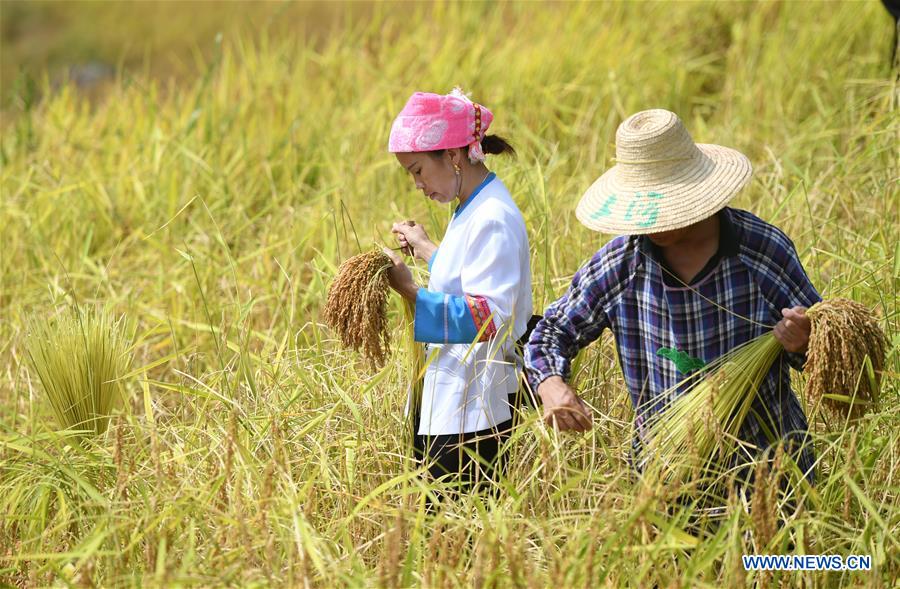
[576,109,752,235]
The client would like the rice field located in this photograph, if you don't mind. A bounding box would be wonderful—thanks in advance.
[1,1,898,587]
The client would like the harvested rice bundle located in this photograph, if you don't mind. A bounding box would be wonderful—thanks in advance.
[25,307,134,437]
[644,298,887,480]
[805,298,887,419]
[322,249,392,367]
[643,333,783,480]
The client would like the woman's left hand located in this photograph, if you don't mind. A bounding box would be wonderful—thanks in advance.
[774,306,811,353]
[392,221,436,264]
[382,248,418,302]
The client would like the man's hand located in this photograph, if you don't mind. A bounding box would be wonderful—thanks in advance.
[537,376,592,432]
[774,306,811,354]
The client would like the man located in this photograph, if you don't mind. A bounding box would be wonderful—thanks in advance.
[525,109,818,481]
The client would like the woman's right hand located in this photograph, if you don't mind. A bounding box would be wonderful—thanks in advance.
[537,376,592,432]
[392,220,435,263]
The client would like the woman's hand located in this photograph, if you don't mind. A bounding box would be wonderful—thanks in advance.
[536,376,593,432]
[774,306,811,354]
[382,248,418,302]
[392,220,436,264]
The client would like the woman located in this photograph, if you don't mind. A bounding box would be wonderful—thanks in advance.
[382,89,532,491]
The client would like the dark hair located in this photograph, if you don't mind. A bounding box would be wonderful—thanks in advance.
[481,134,516,157]
[427,134,516,159]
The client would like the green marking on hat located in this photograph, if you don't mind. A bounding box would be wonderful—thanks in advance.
[590,194,617,219]
[657,347,706,373]
[623,191,663,228]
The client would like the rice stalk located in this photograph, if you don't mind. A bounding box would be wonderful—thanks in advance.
[322,249,392,368]
[805,298,887,419]
[24,307,134,438]
[402,298,425,455]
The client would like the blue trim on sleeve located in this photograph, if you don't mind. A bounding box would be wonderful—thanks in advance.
[414,289,479,343]
[453,172,496,219]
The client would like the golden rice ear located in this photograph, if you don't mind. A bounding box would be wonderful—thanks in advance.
[805,299,888,421]
[322,250,392,368]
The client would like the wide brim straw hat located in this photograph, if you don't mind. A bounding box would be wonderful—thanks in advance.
[576,109,752,235]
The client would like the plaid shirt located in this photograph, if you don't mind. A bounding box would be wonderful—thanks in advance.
[525,208,820,477]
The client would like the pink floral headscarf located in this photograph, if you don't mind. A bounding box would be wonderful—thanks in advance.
[388,88,494,163]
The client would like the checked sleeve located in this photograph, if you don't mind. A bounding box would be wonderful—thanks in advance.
[736,212,822,370]
[525,238,632,390]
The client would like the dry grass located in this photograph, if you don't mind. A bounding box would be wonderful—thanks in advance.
[322,249,392,368]
[805,298,889,419]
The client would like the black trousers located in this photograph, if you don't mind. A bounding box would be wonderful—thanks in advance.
[413,416,513,491]
[412,314,542,494]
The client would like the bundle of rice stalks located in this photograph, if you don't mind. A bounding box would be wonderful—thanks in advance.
[643,333,783,481]
[25,307,134,437]
[322,249,392,367]
[805,298,887,419]
[644,298,887,481]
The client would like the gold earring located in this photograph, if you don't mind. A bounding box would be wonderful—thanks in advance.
[453,164,460,174]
